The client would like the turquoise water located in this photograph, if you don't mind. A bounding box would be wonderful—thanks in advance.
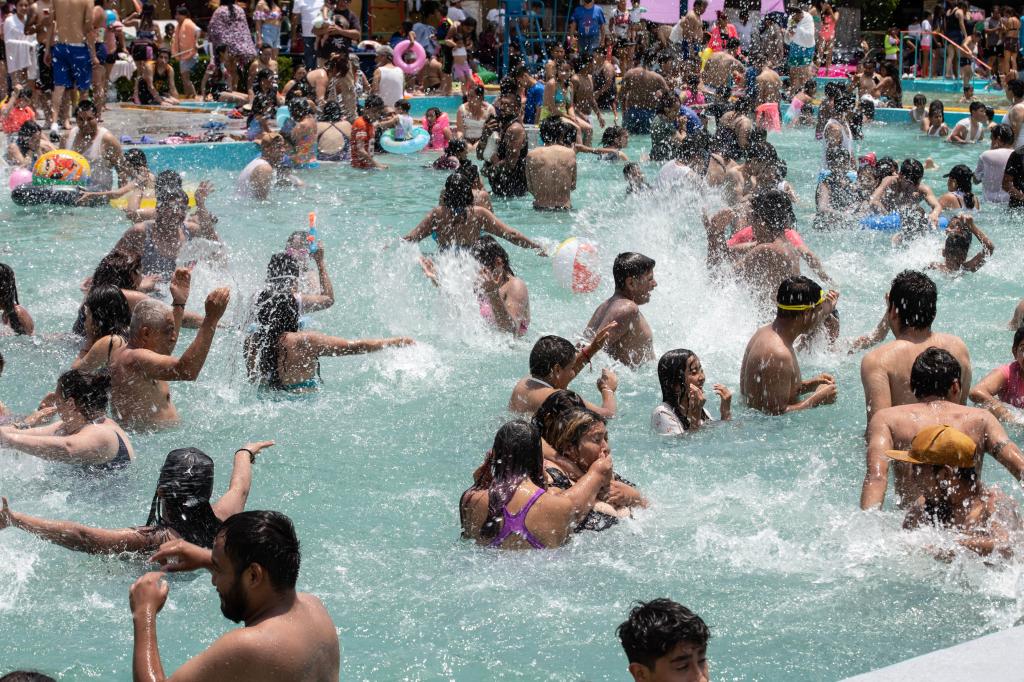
[1,119,1024,680]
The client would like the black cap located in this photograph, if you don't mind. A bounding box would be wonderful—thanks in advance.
[943,163,974,181]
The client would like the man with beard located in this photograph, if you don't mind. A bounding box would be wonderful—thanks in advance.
[132,510,340,681]
[481,80,529,198]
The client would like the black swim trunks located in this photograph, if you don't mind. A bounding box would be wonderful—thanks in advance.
[36,44,53,92]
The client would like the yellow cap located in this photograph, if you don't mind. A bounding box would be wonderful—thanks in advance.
[885,424,977,468]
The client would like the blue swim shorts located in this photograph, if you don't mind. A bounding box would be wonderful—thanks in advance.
[52,42,93,90]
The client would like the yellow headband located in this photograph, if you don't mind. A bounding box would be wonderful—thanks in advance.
[777,289,825,312]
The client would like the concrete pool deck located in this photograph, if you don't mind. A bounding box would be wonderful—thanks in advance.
[841,626,1024,681]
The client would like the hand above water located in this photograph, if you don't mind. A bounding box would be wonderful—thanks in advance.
[169,267,191,305]
[149,539,213,573]
[204,287,231,322]
[129,571,169,618]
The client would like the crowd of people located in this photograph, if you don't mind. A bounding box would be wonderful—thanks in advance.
[4,0,1024,678]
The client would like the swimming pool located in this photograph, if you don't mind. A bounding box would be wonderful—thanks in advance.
[1,117,1023,680]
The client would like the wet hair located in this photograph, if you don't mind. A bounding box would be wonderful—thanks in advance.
[823,81,843,100]
[776,275,822,318]
[15,120,40,154]
[146,448,221,548]
[910,347,962,399]
[834,92,856,115]
[0,263,26,335]
[0,674,57,682]
[657,349,699,430]
[538,116,576,146]
[129,299,171,340]
[74,99,97,117]
[612,252,655,290]
[992,122,1015,145]
[445,138,467,158]
[218,510,301,590]
[750,189,794,235]
[155,170,184,201]
[56,369,111,420]
[266,252,300,286]
[529,335,576,378]
[601,125,626,147]
[1008,78,1024,99]
[945,164,976,209]
[913,93,927,106]
[899,158,924,185]
[876,156,898,178]
[548,409,605,459]
[326,53,350,77]
[123,148,148,171]
[394,99,411,112]
[246,290,300,388]
[362,94,384,111]
[968,100,986,115]
[943,223,972,262]
[859,99,875,121]
[617,599,710,670]
[441,172,474,213]
[479,420,546,541]
[656,94,678,115]
[84,284,130,340]
[287,96,313,120]
[802,79,817,95]
[471,235,514,276]
[91,250,141,291]
[319,99,343,122]
[927,99,945,119]
[888,270,937,329]
[1014,326,1024,355]
[531,389,587,443]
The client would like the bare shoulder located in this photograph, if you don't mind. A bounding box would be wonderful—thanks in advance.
[933,331,970,355]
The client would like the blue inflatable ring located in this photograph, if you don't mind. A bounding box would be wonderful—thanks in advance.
[380,127,430,155]
[860,212,950,232]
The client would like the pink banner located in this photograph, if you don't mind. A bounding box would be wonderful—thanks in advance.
[690,0,724,22]
[761,0,784,13]
[642,0,680,25]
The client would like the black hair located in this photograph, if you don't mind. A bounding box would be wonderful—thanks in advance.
[913,93,927,105]
[910,347,962,399]
[612,252,655,290]
[15,120,40,154]
[751,189,794,235]
[221,0,238,19]
[146,448,222,548]
[91,250,141,291]
[155,169,184,201]
[246,290,300,388]
[319,99,343,122]
[124,148,148,171]
[218,510,301,590]
[0,674,57,682]
[56,369,111,420]
[899,158,924,185]
[445,138,467,158]
[943,224,972,262]
[394,99,411,111]
[823,81,843,100]
[992,122,1014,145]
[945,164,976,209]
[174,4,190,15]
[927,99,945,118]
[656,94,678,115]
[441,172,474,213]
[1008,78,1024,99]
[480,420,545,540]
[362,94,384,110]
[888,270,937,329]
[601,125,626,147]
[84,284,131,340]
[776,275,822,318]
[0,263,25,335]
[74,100,97,117]
[657,349,699,430]
[471,235,514,276]
[529,335,576,378]
[968,100,986,114]
[876,156,898,177]
[538,116,576,146]
[617,598,710,669]
[985,105,995,122]
[531,389,587,443]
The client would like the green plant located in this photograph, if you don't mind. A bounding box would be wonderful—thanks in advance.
[861,0,900,31]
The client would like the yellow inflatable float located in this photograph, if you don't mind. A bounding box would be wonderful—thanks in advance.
[108,191,196,210]
[32,149,90,186]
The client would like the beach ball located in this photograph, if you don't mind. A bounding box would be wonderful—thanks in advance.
[8,167,32,190]
[552,237,601,294]
[32,149,90,186]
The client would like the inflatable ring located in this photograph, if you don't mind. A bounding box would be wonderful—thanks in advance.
[109,191,196,210]
[32,149,90,186]
[394,40,426,75]
[860,212,949,232]
[380,127,430,154]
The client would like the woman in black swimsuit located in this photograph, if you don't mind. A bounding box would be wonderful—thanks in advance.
[0,439,274,554]
[0,369,133,469]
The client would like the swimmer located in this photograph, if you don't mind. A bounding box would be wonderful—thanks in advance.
[0,441,274,552]
[624,162,651,194]
[459,420,612,549]
[947,101,989,144]
[133,511,340,680]
[869,158,942,231]
[471,236,530,336]
[583,252,657,368]
[509,330,620,417]
[909,93,927,124]
[5,120,56,169]
[936,163,981,211]
[617,599,710,682]
[0,263,34,336]
[619,53,670,135]
[652,349,732,435]
[404,173,545,253]
[927,215,994,274]
[739,276,839,415]
[71,285,130,370]
[236,133,302,200]
[108,268,230,430]
[526,116,578,211]
[895,427,1022,559]
[860,270,972,422]
[970,326,1024,424]
[244,290,413,391]
[575,125,630,162]
[76,148,156,214]
[261,248,334,315]
[862,348,1024,509]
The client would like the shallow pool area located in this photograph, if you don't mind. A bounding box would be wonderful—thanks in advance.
[1,116,1024,680]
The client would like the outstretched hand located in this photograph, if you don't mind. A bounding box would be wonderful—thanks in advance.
[149,539,212,573]
[169,267,191,305]
[240,440,275,457]
[129,571,169,617]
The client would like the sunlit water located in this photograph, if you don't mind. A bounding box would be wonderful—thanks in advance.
[2,117,1024,681]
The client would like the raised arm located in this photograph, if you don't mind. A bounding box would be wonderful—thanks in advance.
[557,455,613,525]
[129,288,229,382]
[860,414,893,510]
[307,331,414,356]
[299,247,335,312]
[478,208,545,252]
[970,367,1016,422]
[1,496,155,553]
[0,425,118,465]
[211,441,273,520]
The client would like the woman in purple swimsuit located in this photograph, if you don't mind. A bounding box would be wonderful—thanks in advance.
[460,420,611,549]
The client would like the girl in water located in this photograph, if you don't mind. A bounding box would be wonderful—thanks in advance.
[921,100,949,137]
[423,107,452,151]
[937,163,981,212]
[72,285,130,368]
[5,119,56,169]
[0,263,33,336]
[0,370,134,469]
[971,325,1024,423]
[471,236,530,337]
[651,349,732,435]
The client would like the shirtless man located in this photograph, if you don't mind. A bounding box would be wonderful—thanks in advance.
[702,40,745,103]
[740,275,839,414]
[46,0,96,135]
[619,55,669,135]
[855,60,880,100]
[1004,78,1024,148]
[508,330,619,417]
[669,0,705,63]
[108,268,229,430]
[526,116,577,211]
[754,55,783,133]
[583,251,656,367]
[861,348,1024,510]
[570,55,605,145]
[133,510,340,681]
[869,158,943,231]
[860,270,972,425]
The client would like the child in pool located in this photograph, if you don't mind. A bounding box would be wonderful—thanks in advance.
[910,93,927,123]
[393,100,414,141]
[423,107,452,150]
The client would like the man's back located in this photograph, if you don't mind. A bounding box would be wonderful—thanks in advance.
[740,324,799,412]
[526,145,576,209]
[53,0,89,42]
[861,331,972,420]
[585,293,653,366]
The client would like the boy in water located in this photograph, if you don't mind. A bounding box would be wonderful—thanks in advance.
[617,598,710,682]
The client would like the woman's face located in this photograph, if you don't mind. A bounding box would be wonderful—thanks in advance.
[682,355,705,392]
[83,305,96,339]
[426,110,437,124]
[294,66,307,81]
[617,130,629,147]
[16,0,29,15]
[947,177,956,192]
[569,422,610,469]
[930,111,943,124]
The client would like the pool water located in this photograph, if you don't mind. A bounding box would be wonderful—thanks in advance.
[1,119,1024,681]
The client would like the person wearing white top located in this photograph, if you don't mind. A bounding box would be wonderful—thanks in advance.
[446,0,466,22]
[651,349,731,436]
[947,103,989,145]
[974,123,1014,203]
[4,0,38,85]
[291,0,325,69]
[785,7,816,91]
[371,45,404,107]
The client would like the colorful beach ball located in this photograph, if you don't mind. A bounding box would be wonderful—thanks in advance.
[32,149,90,186]
[552,237,601,294]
